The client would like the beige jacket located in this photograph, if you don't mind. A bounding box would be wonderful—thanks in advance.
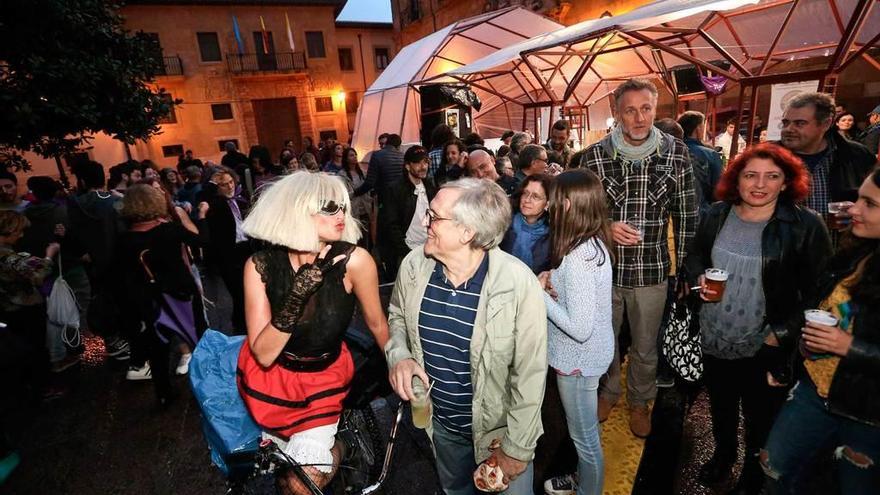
[384,247,548,463]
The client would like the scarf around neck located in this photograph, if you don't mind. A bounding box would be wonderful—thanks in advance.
[611,125,661,163]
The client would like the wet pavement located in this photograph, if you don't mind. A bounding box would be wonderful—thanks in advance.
[3,271,838,495]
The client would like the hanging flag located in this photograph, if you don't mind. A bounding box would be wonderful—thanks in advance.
[259,15,270,54]
[231,15,244,55]
[284,12,295,52]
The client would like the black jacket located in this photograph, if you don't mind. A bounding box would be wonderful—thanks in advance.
[798,245,880,426]
[204,194,250,268]
[815,129,876,202]
[354,145,405,202]
[685,201,833,379]
[379,177,437,263]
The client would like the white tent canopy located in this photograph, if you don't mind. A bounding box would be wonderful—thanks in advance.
[350,6,563,156]
[443,0,880,122]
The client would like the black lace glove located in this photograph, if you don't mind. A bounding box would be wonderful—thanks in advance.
[271,253,342,333]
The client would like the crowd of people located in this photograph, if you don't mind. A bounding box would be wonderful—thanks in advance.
[2,77,879,494]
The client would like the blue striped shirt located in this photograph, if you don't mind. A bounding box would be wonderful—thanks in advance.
[418,254,489,436]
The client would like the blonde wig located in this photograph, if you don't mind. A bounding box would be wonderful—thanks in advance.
[242,170,361,252]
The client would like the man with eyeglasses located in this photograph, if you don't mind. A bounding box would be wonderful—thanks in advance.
[380,146,437,280]
[202,169,252,334]
[778,92,875,220]
[514,145,548,184]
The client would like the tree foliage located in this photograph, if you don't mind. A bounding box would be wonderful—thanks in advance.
[0,0,178,171]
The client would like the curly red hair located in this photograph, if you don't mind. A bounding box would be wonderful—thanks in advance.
[715,143,811,204]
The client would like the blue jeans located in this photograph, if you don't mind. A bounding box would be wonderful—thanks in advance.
[431,419,534,495]
[763,379,880,494]
[557,373,604,495]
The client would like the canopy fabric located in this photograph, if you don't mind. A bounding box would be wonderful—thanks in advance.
[444,0,880,116]
[351,6,563,156]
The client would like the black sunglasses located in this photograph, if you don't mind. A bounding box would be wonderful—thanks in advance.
[318,200,348,216]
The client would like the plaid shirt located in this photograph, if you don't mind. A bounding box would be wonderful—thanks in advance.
[578,133,698,288]
[800,138,835,215]
[428,147,444,180]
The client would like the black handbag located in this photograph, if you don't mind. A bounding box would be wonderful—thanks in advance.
[661,296,703,382]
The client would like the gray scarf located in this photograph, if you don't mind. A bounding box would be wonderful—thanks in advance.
[610,125,661,163]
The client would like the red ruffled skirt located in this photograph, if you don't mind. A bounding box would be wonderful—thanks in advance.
[237,341,353,439]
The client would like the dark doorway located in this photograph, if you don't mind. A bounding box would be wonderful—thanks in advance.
[252,97,301,160]
[252,31,276,71]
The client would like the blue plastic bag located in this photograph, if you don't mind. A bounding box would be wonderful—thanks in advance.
[189,329,261,474]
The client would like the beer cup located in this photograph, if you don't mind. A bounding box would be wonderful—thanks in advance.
[827,202,852,230]
[703,268,729,302]
[802,310,839,360]
[410,377,432,429]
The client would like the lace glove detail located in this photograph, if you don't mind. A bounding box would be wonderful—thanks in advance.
[271,254,343,333]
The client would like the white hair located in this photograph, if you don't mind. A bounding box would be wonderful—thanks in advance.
[442,178,511,250]
[242,171,361,251]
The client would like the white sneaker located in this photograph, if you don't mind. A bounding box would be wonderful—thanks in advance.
[176,353,192,376]
[544,474,577,495]
[126,362,152,381]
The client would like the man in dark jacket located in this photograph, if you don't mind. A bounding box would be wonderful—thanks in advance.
[678,111,724,208]
[379,145,436,280]
[220,141,249,170]
[68,161,130,360]
[202,169,250,334]
[779,93,877,219]
[858,104,880,157]
[354,133,404,205]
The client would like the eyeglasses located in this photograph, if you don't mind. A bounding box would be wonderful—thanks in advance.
[522,192,546,202]
[425,208,453,227]
[318,200,348,216]
[215,180,235,188]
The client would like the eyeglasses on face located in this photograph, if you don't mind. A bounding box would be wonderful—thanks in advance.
[425,208,453,227]
[522,192,546,202]
[318,200,348,216]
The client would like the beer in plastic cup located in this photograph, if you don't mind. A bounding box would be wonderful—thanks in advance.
[410,377,432,429]
[802,310,839,360]
[827,202,852,230]
[804,309,839,327]
[703,268,729,302]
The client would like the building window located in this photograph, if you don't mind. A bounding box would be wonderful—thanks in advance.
[217,139,240,152]
[409,0,422,22]
[345,92,359,114]
[374,47,390,71]
[306,31,326,58]
[158,94,177,124]
[211,103,234,121]
[197,32,222,62]
[315,96,333,113]
[319,130,338,142]
[162,145,184,157]
[338,47,354,71]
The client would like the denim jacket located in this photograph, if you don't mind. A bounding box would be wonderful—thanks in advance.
[384,248,548,463]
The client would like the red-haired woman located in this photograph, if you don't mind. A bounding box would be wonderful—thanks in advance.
[685,143,832,493]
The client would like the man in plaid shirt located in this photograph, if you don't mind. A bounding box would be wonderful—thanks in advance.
[577,78,697,438]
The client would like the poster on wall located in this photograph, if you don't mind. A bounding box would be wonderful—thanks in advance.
[767,80,819,141]
[446,109,460,137]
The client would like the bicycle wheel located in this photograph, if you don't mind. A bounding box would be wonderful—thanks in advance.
[332,406,385,493]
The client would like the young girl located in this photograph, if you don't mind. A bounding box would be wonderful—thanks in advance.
[538,169,615,495]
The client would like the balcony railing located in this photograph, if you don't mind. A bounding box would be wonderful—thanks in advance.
[227,52,307,74]
[157,55,184,76]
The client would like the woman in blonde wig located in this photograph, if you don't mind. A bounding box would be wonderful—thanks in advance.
[236,171,389,493]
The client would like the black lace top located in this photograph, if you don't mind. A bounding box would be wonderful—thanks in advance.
[253,242,357,359]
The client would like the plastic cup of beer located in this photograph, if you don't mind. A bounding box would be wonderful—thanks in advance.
[804,309,839,328]
[827,202,852,230]
[410,378,432,430]
[803,310,839,360]
[703,268,729,302]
